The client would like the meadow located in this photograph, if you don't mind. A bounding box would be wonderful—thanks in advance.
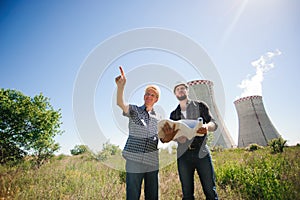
[1,145,299,200]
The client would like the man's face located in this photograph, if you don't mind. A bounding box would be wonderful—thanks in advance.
[144,89,158,106]
[175,85,188,101]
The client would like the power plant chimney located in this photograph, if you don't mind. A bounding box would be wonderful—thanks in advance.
[234,95,281,147]
[187,80,235,148]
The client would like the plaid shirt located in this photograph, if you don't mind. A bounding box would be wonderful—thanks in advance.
[122,104,160,166]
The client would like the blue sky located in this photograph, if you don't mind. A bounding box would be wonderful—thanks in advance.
[1,0,299,155]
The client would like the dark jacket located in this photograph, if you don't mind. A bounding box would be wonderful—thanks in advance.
[170,100,217,157]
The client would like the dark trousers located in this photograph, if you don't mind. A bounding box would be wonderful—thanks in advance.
[177,149,218,200]
[126,160,159,200]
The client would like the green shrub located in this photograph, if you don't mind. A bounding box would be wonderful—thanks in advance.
[96,142,121,161]
[118,171,126,184]
[70,145,89,155]
[268,137,287,153]
[245,143,263,151]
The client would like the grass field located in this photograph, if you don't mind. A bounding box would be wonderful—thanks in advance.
[1,146,299,199]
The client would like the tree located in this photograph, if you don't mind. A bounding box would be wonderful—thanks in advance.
[97,142,121,161]
[0,89,63,165]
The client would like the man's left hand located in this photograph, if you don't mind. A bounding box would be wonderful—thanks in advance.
[196,125,208,135]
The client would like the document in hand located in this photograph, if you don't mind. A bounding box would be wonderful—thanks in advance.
[158,118,204,141]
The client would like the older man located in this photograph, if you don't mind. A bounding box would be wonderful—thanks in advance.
[115,66,161,200]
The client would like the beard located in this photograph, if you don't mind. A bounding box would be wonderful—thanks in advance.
[176,94,187,101]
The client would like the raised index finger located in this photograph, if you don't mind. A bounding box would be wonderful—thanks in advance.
[119,66,125,76]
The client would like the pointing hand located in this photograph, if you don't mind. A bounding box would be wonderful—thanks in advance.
[115,66,126,86]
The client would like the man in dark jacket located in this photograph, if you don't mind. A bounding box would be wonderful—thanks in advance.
[161,82,218,200]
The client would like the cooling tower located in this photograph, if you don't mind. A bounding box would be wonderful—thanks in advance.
[187,80,235,148]
[234,95,281,147]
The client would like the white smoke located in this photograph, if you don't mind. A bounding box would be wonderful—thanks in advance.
[238,49,282,98]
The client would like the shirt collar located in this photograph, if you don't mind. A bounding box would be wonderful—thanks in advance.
[186,99,191,105]
[141,104,156,115]
[177,99,191,111]
[140,104,147,111]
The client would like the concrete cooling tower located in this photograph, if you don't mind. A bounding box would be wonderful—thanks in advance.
[234,95,281,147]
[187,80,235,148]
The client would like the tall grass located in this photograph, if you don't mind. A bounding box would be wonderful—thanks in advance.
[214,147,299,199]
[1,146,299,199]
[0,155,125,199]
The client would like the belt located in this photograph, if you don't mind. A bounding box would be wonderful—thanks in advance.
[187,144,200,151]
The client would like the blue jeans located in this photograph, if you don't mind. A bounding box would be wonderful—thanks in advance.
[177,149,218,200]
[126,160,159,200]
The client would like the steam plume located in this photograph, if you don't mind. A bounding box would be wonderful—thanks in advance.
[238,49,281,98]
